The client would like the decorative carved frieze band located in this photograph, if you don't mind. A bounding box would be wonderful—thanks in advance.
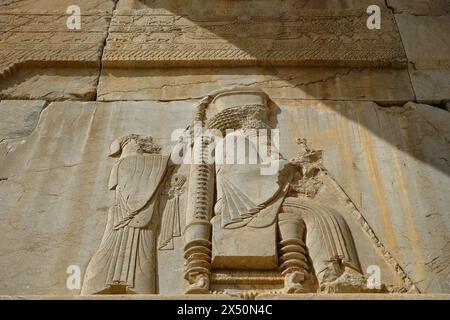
[103,9,406,67]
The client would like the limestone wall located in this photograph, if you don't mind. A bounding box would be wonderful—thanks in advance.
[0,0,448,297]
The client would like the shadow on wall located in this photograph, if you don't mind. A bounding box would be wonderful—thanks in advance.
[0,0,447,177]
[123,0,403,67]
[126,0,450,177]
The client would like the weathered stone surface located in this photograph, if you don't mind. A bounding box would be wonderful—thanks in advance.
[0,66,99,101]
[0,100,46,157]
[116,0,388,12]
[387,0,450,15]
[97,67,414,103]
[408,69,450,104]
[0,0,116,14]
[0,100,45,140]
[211,219,278,270]
[395,15,450,70]
[0,0,115,100]
[0,0,448,300]
[395,14,450,102]
[0,13,109,72]
[0,99,448,295]
[0,100,195,295]
[277,101,450,294]
[103,0,406,67]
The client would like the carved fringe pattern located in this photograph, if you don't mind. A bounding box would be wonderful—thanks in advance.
[0,55,100,81]
[327,176,419,293]
[206,104,270,134]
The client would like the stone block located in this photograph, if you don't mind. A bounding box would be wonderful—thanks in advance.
[211,216,278,270]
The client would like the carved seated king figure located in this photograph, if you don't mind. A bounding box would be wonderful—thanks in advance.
[183,90,370,295]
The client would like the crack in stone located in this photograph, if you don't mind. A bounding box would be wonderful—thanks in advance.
[95,0,119,101]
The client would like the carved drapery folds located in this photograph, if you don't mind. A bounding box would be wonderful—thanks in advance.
[81,134,168,295]
[82,90,393,297]
[182,89,381,296]
[158,173,187,250]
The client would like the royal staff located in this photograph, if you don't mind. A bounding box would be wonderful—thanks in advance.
[183,95,216,293]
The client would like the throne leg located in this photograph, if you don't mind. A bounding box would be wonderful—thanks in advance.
[183,221,212,294]
[278,212,310,293]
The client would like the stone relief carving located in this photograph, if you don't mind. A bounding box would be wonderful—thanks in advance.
[158,173,187,251]
[1,0,448,299]
[82,90,394,297]
[182,89,385,297]
[105,5,406,67]
[81,134,169,295]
